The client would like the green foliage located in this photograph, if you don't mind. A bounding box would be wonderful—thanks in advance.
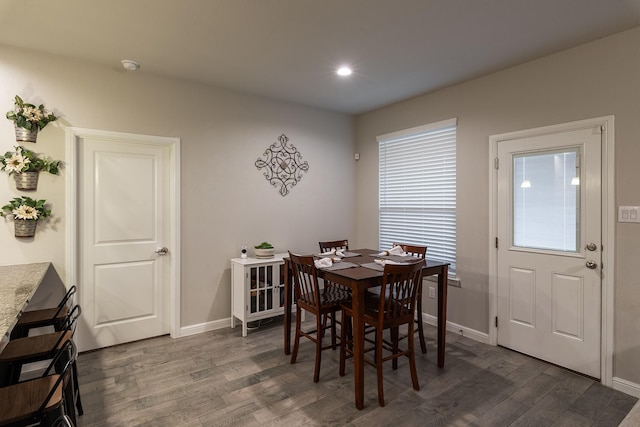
[1,196,51,219]
[6,95,58,131]
[255,241,274,249]
[0,146,61,175]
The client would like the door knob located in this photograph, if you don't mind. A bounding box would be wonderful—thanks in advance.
[586,260,597,269]
[155,247,169,255]
[585,243,598,251]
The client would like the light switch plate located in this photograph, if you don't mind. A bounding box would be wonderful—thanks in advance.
[618,206,640,223]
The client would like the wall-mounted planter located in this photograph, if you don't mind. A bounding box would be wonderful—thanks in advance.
[14,171,39,191]
[14,219,37,237]
[14,124,38,143]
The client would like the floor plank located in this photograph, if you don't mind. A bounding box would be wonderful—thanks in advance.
[74,316,637,426]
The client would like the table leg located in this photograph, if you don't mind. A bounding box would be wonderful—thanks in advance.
[283,259,292,355]
[352,284,365,409]
[437,265,448,368]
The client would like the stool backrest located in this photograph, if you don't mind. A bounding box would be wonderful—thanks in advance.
[39,339,77,415]
[318,239,349,252]
[289,252,321,308]
[392,243,427,259]
[378,260,424,323]
[52,285,77,319]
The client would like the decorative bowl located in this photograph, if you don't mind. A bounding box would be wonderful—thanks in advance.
[254,248,275,258]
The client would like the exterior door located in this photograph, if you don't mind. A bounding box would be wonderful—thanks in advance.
[75,131,175,352]
[496,126,602,378]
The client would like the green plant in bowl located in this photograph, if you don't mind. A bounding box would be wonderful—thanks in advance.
[254,242,275,258]
[255,242,274,249]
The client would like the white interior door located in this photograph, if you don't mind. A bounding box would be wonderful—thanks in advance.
[75,131,175,352]
[496,126,602,378]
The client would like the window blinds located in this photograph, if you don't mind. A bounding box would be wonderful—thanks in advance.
[378,118,457,273]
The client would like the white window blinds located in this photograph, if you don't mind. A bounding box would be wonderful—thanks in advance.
[378,118,457,273]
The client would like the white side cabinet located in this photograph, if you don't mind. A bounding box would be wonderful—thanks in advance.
[231,253,287,337]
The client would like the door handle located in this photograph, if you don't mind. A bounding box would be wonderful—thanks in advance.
[585,260,597,269]
[155,247,169,255]
[585,243,598,251]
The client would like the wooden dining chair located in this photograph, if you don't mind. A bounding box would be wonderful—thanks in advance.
[11,285,77,339]
[0,339,77,427]
[317,239,352,330]
[318,239,349,253]
[289,252,351,383]
[393,243,428,354]
[339,259,424,406]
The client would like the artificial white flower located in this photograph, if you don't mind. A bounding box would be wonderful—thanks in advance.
[12,205,39,220]
[4,151,30,173]
[22,106,43,122]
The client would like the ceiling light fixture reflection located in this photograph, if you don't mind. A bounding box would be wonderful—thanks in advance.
[336,66,353,76]
[520,180,531,188]
[571,176,580,186]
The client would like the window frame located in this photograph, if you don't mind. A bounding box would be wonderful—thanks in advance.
[377,118,458,275]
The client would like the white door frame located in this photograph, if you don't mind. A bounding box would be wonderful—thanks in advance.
[489,116,615,386]
[64,127,181,344]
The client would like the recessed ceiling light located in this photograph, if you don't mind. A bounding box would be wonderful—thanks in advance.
[121,59,140,71]
[336,66,353,77]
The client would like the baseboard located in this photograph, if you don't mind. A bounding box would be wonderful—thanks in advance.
[422,313,490,344]
[613,377,640,398]
[176,317,231,338]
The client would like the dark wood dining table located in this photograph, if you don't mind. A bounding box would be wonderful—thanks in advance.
[283,248,450,410]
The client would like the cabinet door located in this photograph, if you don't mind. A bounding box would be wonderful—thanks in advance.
[249,264,277,314]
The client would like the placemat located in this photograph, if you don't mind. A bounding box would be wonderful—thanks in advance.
[320,261,359,271]
[340,251,362,258]
[374,254,416,263]
[360,262,385,272]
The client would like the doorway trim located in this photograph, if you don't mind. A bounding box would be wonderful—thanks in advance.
[488,116,615,386]
[64,127,181,344]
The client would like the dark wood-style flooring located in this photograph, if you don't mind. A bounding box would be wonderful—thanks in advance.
[75,316,637,426]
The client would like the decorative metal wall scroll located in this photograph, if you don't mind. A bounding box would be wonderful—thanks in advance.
[255,134,309,196]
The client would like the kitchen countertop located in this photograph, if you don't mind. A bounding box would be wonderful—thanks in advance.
[0,262,51,350]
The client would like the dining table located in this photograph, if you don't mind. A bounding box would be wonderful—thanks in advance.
[282,248,449,410]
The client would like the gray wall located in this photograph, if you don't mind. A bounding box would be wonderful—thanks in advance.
[0,46,356,328]
[355,27,640,385]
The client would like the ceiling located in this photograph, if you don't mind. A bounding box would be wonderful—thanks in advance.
[1,0,639,114]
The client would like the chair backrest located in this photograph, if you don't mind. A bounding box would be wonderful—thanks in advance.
[50,305,82,351]
[318,239,349,253]
[61,304,81,333]
[393,243,427,259]
[52,285,77,318]
[39,339,77,415]
[58,286,77,309]
[289,252,322,308]
[378,260,424,323]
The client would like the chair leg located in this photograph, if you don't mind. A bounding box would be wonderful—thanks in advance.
[339,312,350,377]
[330,312,337,350]
[407,324,420,391]
[314,311,323,383]
[417,292,427,354]
[291,307,302,364]
[376,327,385,407]
[64,378,77,427]
[391,326,399,370]
[72,361,84,415]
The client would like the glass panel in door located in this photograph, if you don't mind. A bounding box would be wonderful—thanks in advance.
[512,148,580,252]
